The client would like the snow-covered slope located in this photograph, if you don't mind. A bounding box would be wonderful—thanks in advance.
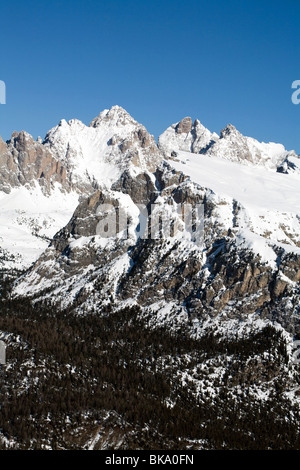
[172,150,300,213]
[0,184,79,271]
[171,149,300,254]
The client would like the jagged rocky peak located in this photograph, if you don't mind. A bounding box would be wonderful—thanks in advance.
[89,105,137,128]
[0,129,67,194]
[206,123,255,163]
[159,115,296,169]
[204,122,295,168]
[0,105,162,198]
[43,105,162,191]
[90,105,158,154]
[158,116,218,156]
[220,123,239,138]
[175,116,193,134]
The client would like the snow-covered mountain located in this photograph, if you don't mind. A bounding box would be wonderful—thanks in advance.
[2,106,300,450]
[204,123,297,169]
[9,108,300,334]
[1,105,299,314]
[158,116,219,156]
[158,116,297,170]
[0,185,79,271]
[43,105,162,191]
[0,105,162,270]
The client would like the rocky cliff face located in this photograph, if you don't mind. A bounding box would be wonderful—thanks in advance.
[0,131,67,194]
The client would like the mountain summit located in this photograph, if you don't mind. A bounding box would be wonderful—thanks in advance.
[43,105,162,192]
[158,116,219,156]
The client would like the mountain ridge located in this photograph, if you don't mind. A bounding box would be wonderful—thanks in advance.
[2,105,300,450]
[158,115,298,170]
[0,105,300,274]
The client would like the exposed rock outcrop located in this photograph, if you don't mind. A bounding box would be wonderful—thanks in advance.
[0,131,67,194]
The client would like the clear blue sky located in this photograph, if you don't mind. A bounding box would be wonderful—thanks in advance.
[0,0,300,152]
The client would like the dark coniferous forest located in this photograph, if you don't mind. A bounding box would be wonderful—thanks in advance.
[0,275,299,450]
